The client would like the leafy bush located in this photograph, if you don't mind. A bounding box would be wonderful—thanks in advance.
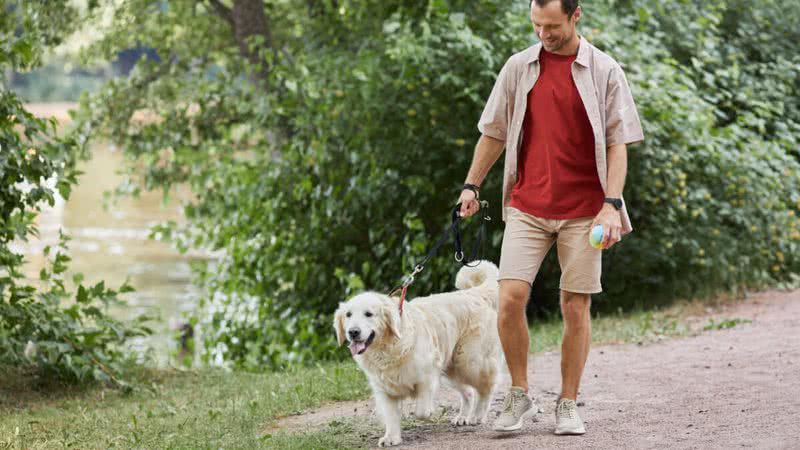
[586,0,800,304]
[71,0,799,369]
[1,0,150,384]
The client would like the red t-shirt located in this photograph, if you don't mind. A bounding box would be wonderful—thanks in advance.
[508,49,604,219]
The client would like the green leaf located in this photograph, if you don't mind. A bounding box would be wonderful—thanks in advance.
[76,285,89,304]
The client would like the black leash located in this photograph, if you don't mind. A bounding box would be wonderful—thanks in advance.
[389,200,491,314]
[451,202,491,268]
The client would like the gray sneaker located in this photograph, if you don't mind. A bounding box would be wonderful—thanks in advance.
[554,398,586,435]
[492,387,538,431]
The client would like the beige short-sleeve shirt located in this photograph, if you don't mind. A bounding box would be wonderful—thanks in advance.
[478,36,644,234]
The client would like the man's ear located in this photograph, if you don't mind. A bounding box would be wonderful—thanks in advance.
[573,5,582,23]
[333,305,346,346]
[381,299,402,340]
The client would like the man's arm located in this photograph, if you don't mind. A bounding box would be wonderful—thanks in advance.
[458,134,505,217]
[604,143,627,198]
[465,134,505,186]
[593,143,627,247]
[600,62,642,242]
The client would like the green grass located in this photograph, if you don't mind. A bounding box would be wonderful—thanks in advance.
[264,417,376,450]
[0,363,370,449]
[0,297,751,449]
[703,317,752,331]
[530,306,695,353]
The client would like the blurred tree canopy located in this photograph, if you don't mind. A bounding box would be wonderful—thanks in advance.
[66,0,800,369]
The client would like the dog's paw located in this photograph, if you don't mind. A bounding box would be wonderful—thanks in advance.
[451,415,468,426]
[466,415,483,426]
[378,434,403,447]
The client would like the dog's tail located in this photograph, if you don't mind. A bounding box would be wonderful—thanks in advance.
[455,260,500,310]
[455,260,499,290]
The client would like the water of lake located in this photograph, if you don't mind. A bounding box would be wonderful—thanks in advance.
[14,140,201,366]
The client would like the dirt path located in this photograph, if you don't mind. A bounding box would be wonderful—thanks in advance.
[277,290,800,449]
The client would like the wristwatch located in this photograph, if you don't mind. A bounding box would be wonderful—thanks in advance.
[604,197,623,210]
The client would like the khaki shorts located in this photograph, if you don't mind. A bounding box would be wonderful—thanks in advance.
[498,207,602,294]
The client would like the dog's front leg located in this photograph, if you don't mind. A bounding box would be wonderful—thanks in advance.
[413,378,438,419]
[375,390,402,447]
[450,383,473,425]
[467,390,492,425]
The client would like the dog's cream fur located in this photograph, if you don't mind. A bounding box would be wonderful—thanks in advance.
[334,261,501,447]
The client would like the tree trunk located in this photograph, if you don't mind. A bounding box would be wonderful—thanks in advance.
[209,0,272,85]
[232,0,272,70]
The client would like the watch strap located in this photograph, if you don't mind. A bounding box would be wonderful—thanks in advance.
[604,197,623,210]
[463,183,480,199]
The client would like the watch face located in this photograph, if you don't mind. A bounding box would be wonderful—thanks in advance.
[606,198,622,209]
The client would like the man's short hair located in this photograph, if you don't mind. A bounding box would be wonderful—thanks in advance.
[531,0,580,17]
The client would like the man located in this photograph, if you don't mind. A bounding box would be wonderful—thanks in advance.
[457,0,644,436]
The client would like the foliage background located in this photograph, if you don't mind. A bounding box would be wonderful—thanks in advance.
[1,0,150,384]
[39,0,800,369]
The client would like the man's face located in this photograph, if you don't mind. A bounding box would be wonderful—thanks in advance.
[530,1,580,53]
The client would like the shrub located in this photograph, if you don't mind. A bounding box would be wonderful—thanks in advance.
[71,0,799,369]
[1,1,151,384]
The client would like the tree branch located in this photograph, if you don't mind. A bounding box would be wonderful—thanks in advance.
[207,0,234,27]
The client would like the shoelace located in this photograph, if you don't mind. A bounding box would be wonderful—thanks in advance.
[502,392,520,414]
[557,400,577,419]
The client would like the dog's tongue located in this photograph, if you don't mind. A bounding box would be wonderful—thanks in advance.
[349,341,366,356]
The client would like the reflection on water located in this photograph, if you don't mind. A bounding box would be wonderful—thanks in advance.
[16,140,200,366]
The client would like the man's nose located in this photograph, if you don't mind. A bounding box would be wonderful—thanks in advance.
[348,328,361,339]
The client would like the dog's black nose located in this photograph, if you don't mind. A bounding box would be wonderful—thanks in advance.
[348,328,361,339]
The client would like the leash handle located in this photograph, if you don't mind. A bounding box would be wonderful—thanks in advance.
[388,201,491,304]
[452,201,490,267]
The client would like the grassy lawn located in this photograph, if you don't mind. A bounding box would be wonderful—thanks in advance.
[0,364,370,449]
[0,297,746,449]
[530,303,694,353]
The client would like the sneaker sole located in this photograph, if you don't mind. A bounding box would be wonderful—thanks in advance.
[554,427,586,435]
[492,406,539,432]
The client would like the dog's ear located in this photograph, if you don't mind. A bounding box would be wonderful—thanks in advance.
[381,299,402,340]
[333,305,346,346]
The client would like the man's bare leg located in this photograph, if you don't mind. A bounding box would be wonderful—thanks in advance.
[559,290,592,400]
[498,279,532,391]
[493,279,538,432]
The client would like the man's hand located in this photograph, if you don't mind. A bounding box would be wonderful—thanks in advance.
[592,204,622,249]
[458,189,480,218]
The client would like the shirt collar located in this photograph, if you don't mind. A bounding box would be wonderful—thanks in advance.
[525,35,591,67]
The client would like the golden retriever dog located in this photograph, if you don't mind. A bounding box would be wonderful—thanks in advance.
[334,261,501,447]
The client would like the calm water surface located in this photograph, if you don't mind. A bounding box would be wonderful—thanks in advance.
[17,140,201,365]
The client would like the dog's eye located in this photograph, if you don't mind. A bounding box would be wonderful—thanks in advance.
[364,311,373,318]
[345,312,352,318]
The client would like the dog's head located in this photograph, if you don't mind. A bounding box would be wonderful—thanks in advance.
[333,292,402,356]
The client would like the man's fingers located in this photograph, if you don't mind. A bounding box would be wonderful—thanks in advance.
[458,191,478,217]
[466,200,478,217]
[602,227,611,247]
[458,201,471,217]
[605,226,622,249]
[460,199,480,218]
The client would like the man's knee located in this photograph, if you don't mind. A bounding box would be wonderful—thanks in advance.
[561,291,591,326]
[499,279,530,316]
